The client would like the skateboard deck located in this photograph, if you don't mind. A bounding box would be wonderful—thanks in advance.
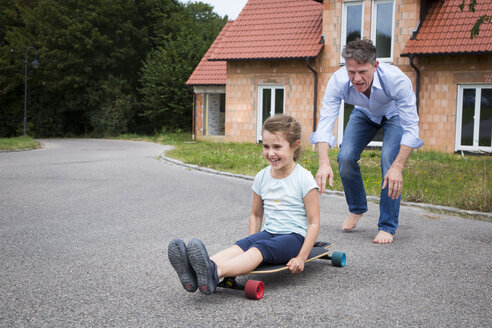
[217,241,346,300]
[250,243,333,274]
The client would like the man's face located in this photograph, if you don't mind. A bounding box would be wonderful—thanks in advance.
[345,58,378,94]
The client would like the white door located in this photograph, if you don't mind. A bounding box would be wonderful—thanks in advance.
[257,86,285,142]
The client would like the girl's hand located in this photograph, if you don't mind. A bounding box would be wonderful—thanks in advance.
[287,257,305,274]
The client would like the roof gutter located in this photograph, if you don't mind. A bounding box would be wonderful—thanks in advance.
[408,54,420,114]
[208,56,319,62]
[305,57,318,132]
[402,0,431,115]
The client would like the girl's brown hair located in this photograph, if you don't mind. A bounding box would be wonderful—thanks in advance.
[262,114,302,161]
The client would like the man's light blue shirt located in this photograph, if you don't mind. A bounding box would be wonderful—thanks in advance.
[252,164,318,237]
[310,62,424,149]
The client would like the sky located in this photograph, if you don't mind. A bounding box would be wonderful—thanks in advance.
[181,0,248,19]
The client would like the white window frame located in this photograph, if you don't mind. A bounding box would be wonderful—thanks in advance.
[336,102,348,147]
[455,84,492,153]
[371,0,395,63]
[257,85,285,142]
[337,101,383,147]
[340,1,364,64]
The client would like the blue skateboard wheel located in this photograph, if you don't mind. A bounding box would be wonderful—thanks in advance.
[331,252,346,267]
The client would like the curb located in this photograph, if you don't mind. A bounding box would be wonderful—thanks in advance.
[159,154,492,220]
[160,155,254,181]
[0,148,38,153]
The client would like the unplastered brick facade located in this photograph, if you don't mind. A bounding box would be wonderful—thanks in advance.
[223,0,422,148]
[318,0,420,147]
[402,0,492,153]
[225,60,320,145]
[417,55,492,152]
[193,94,203,137]
[187,0,492,153]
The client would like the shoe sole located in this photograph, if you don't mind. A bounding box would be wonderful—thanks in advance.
[187,239,216,295]
[168,239,197,293]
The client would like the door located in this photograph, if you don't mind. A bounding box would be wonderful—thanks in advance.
[257,86,285,142]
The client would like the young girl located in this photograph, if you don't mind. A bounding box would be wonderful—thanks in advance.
[168,114,320,295]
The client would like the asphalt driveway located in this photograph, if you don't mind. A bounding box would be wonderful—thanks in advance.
[0,139,490,327]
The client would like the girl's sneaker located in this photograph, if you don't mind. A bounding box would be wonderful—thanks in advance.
[186,238,219,295]
[168,238,197,292]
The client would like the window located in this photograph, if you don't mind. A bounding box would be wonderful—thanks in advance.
[371,0,395,62]
[337,102,383,147]
[341,1,363,63]
[456,85,492,152]
[257,86,284,141]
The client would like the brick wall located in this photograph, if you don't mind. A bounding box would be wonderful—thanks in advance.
[224,60,321,146]
[221,0,422,148]
[194,0,492,153]
[318,0,492,153]
[319,0,420,146]
[319,0,419,69]
[194,94,204,138]
[417,54,492,152]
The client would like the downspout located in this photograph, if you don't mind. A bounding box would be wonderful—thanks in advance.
[409,55,420,113]
[305,58,318,132]
[192,92,196,140]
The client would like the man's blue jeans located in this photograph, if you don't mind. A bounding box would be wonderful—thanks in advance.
[337,108,403,234]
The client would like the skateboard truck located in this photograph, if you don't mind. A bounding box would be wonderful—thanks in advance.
[217,277,245,290]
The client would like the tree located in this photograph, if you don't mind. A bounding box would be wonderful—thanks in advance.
[138,2,226,133]
[19,0,178,136]
[0,0,225,137]
[0,0,38,137]
[459,0,492,39]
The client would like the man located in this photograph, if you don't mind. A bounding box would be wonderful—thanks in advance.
[310,39,423,244]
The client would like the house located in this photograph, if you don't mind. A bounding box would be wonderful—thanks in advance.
[401,0,492,153]
[186,0,492,153]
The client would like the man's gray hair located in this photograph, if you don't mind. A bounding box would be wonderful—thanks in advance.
[342,39,377,65]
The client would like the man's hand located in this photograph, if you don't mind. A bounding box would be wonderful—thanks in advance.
[381,145,413,200]
[382,165,403,199]
[315,142,333,194]
[315,164,333,194]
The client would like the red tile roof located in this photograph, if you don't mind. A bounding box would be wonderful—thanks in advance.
[208,0,323,61]
[402,0,492,56]
[186,21,233,86]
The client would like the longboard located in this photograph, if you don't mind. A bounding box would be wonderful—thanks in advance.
[217,241,346,300]
[251,243,334,274]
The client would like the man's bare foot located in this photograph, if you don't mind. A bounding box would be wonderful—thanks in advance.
[373,231,394,244]
[342,213,363,231]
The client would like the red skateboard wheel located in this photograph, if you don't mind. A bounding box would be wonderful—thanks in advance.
[244,280,264,300]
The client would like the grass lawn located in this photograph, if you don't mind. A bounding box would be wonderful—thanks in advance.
[0,136,41,151]
[157,133,491,213]
[2,134,489,213]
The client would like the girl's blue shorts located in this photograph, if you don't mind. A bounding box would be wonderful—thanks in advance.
[234,230,304,264]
